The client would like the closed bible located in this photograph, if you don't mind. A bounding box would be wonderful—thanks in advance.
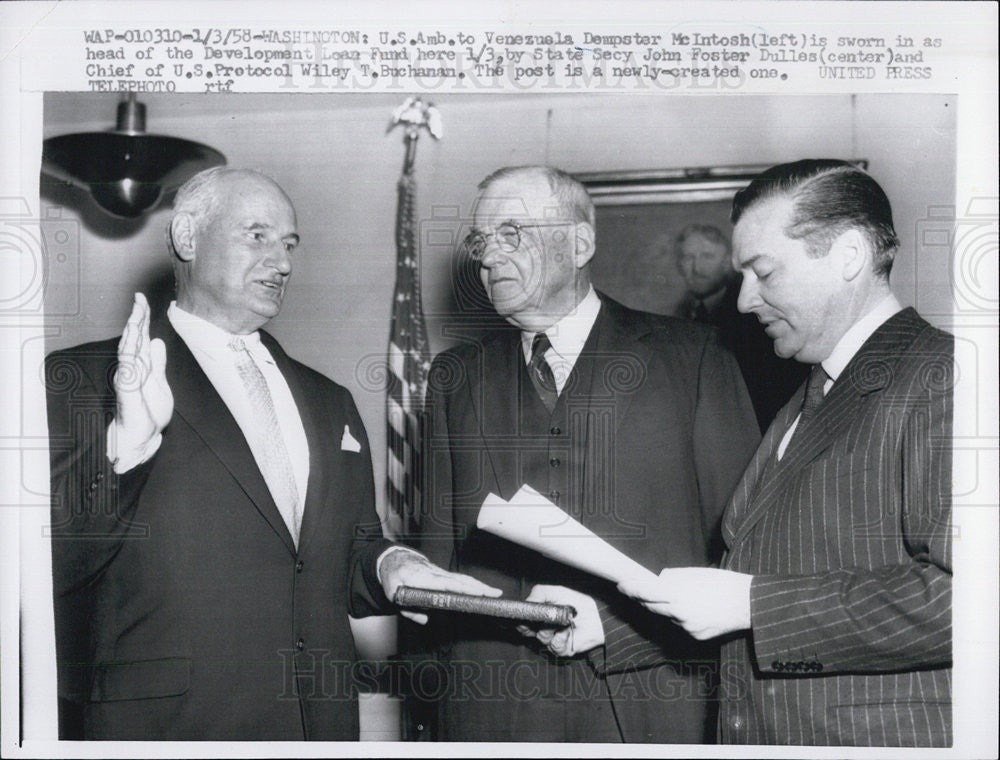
[394,586,575,626]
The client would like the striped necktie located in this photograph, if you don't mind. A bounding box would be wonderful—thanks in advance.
[786,363,830,452]
[528,333,558,413]
[230,337,302,547]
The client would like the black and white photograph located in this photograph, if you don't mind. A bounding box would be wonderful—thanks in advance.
[1,2,997,758]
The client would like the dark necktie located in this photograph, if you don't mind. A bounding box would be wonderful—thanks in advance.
[528,333,558,413]
[800,363,829,422]
[786,363,829,452]
[691,300,709,323]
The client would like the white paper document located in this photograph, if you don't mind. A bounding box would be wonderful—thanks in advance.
[476,485,659,586]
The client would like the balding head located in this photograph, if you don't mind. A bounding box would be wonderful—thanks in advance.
[169,168,299,334]
[477,165,596,227]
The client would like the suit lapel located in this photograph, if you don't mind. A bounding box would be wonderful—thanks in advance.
[559,314,601,523]
[572,301,649,519]
[722,391,801,547]
[154,319,298,556]
[586,299,649,438]
[728,308,925,545]
[475,330,522,501]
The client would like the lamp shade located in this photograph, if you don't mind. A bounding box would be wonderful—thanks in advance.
[42,97,225,218]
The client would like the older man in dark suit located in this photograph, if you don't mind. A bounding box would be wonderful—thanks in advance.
[620,160,953,747]
[415,166,759,742]
[46,167,497,740]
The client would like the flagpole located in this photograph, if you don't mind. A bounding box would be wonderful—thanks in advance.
[402,130,417,174]
[385,98,440,540]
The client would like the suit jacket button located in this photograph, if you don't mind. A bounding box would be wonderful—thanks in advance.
[296,638,305,651]
[731,716,743,729]
[89,481,98,491]
[95,471,104,481]
[296,560,304,573]
[548,490,560,502]
[549,457,560,468]
[549,426,561,436]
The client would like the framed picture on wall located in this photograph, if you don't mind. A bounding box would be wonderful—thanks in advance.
[577,162,867,316]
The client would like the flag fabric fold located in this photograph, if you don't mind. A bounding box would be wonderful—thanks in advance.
[386,166,430,538]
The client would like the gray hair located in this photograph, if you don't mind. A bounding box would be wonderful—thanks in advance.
[478,165,596,226]
[166,167,277,255]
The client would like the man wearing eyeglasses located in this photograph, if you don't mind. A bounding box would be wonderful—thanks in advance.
[414,166,760,743]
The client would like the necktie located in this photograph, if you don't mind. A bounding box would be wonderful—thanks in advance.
[786,363,829,452]
[528,333,558,413]
[691,300,710,323]
[230,338,302,547]
[799,363,829,423]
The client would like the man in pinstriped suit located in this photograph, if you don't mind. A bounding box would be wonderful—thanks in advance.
[619,160,953,746]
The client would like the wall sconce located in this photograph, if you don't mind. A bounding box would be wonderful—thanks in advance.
[42,94,226,218]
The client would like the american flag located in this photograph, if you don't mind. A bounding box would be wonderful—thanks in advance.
[386,164,431,539]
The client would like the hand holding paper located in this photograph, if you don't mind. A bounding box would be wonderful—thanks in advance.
[617,567,754,640]
[477,486,753,641]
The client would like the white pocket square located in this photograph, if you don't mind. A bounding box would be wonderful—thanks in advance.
[341,425,362,453]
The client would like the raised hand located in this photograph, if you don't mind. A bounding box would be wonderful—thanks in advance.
[110,293,173,467]
[379,548,502,625]
[617,567,753,640]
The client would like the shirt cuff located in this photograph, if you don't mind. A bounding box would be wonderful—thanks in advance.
[107,419,162,474]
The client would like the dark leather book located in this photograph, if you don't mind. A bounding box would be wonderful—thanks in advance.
[394,586,575,627]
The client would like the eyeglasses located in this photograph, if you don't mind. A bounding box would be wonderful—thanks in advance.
[461,220,573,261]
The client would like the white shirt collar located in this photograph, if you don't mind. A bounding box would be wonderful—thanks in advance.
[167,301,263,356]
[521,286,602,364]
[822,293,903,382]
